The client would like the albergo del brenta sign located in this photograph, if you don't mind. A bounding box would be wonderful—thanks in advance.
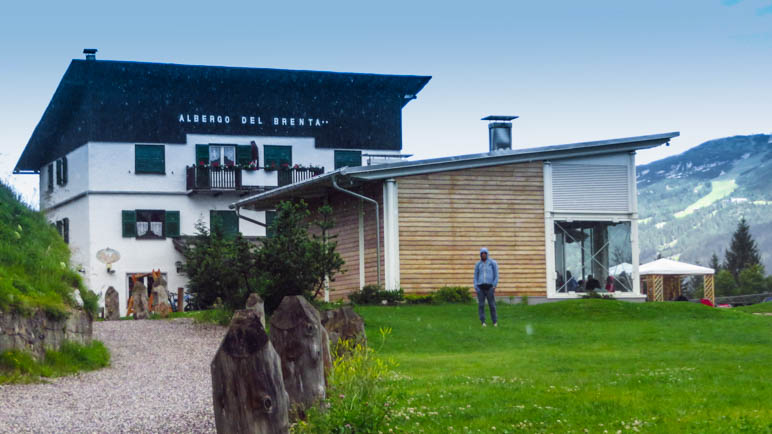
[178,113,330,128]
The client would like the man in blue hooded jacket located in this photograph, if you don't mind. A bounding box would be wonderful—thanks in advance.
[474,247,498,327]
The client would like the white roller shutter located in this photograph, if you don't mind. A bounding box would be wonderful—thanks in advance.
[552,163,630,213]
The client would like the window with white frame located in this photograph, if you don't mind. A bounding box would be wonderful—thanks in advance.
[554,221,633,294]
[209,144,236,167]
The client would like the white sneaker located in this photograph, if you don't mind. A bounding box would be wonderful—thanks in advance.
[493,323,498,327]
[481,323,487,327]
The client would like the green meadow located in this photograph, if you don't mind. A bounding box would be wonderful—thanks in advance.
[356,300,772,433]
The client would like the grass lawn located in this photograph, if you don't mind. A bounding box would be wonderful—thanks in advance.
[0,341,110,384]
[356,299,772,433]
[734,302,772,314]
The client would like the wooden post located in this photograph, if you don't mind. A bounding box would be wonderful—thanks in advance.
[177,287,184,312]
[269,296,329,414]
[704,274,715,306]
[211,310,290,434]
[653,274,664,302]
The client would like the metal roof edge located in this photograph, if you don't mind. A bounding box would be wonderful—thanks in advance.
[342,132,679,180]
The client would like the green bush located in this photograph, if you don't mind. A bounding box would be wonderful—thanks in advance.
[432,286,473,303]
[0,340,110,384]
[405,294,434,304]
[296,328,397,433]
[349,285,404,305]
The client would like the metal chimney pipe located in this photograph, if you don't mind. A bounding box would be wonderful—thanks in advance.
[83,48,98,60]
[482,115,518,151]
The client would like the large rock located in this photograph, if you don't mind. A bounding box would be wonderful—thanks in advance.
[245,293,266,329]
[269,296,330,413]
[105,286,120,320]
[321,306,367,349]
[131,280,149,320]
[0,307,93,360]
[211,310,290,434]
[151,277,172,318]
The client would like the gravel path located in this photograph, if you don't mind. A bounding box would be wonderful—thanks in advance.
[0,319,227,433]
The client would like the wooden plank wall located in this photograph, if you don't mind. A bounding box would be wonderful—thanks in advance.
[305,182,384,300]
[397,162,547,296]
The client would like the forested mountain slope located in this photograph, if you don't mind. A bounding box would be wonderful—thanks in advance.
[637,134,772,271]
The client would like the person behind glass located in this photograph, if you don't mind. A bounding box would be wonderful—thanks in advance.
[566,271,579,292]
[474,247,499,327]
[586,274,601,291]
[605,275,615,292]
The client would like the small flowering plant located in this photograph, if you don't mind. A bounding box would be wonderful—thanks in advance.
[295,328,398,433]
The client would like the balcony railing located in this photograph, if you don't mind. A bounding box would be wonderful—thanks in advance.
[186,165,325,192]
[277,167,325,187]
[186,166,243,191]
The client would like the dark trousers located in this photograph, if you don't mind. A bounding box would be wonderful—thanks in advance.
[477,284,497,324]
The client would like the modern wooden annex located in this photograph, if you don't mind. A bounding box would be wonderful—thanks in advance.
[233,132,679,302]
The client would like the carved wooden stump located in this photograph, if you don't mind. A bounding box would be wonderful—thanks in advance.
[130,281,149,320]
[269,296,330,413]
[321,306,367,349]
[151,278,172,318]
[246,293,266,329]
[105,286,120,320]
[211,310,290,434]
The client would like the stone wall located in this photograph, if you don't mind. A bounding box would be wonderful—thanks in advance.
[0,308,93,359]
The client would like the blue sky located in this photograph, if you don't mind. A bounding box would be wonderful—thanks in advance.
[1,0,770,206]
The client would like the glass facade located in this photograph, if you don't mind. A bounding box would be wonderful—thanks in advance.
[554,220,633,293]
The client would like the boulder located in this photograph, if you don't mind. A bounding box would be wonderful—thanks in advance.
[269,296,330,413]
[105,286,120,320]
[321,306,367,349]
[131,281,149,320]
[245,293,266,329]
[211,310,290,434]
[0,307,92,360]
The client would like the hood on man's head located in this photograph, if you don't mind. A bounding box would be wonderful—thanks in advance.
[480,247,489,255]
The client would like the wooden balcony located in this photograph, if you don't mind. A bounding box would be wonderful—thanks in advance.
[186,166,268,195]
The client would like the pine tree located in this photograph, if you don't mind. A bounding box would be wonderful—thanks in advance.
[723,218,763,280]
[709,252,721,272]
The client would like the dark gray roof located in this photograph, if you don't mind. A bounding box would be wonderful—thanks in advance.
[14,59,431,172]
[232,131,679,210]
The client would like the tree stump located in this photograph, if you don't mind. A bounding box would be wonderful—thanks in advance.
[245,293,266,329]
[151,277,172,318]
[321,306,367,349]
[130,281,149,320]
[269,296,330,413]
[105,287,120,320]
[211,310,290,434]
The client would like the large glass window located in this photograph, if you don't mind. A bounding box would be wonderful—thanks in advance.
[554,221,633,293]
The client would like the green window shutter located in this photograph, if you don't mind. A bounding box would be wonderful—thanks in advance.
[165,211,180,238]
[135,145,166,174]
[210,210,239,238]
[265,210,276,238]
[55,159,62,185]
[47,164,53,191]
[236,145,252,166]
[334,150,362,170]
[61,157,68,185]
[122,210,137,237]
[195,144,209,166]
[264,145,292,169]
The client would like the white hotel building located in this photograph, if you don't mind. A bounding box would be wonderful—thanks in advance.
[14,51,430,315]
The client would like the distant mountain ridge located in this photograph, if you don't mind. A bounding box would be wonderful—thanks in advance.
[637,134,772,272]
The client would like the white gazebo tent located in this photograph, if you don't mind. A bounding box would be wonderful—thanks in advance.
[639,258,716,304]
